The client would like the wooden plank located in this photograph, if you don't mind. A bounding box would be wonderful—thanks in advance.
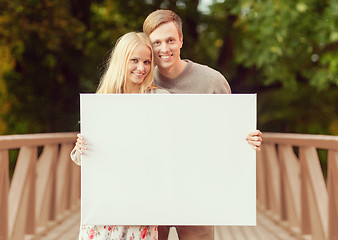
[262,133,338,150]
[257,214,291,240]
[278,145,301,227]
[8,147,37,240]
[37,210,80,240]
[0,133,76,150]
[328,150,338,240]
[228,226,246,239]
[256,150,268,207]
[55,144,73,217]
[215,226,233,240]
[35,145,58,227]
[263,144,282,216]
[300,146,328,240]
[0,150,9,240]
[239,226,261,240]
[35,207,302,240]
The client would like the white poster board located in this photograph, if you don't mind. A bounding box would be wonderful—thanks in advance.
[80,94,256,226]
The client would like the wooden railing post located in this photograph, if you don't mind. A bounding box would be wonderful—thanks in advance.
[8,146,37,240]
[0,150,9,240]
[0,132,78,240]
[299,146,328,240]
[256,149,267,208]
[258,133,338,240]
[35,144,58,228]
[278,145,300,228]
[263,143,282,217]
[55,143,73,217]
[328,150,338,240]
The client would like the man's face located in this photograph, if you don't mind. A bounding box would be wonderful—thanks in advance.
[149,21,183,72]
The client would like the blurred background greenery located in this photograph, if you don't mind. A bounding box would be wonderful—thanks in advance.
[0,0,337,135]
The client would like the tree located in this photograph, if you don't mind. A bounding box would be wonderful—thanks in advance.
[0,0,337,135]
[197,0,338,134]
[0,0,90,133]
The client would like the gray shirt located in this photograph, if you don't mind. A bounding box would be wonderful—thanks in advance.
[154,60,231,94]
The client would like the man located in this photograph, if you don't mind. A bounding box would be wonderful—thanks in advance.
[143,10,262,240]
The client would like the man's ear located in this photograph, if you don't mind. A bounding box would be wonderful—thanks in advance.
[180,35,183,47]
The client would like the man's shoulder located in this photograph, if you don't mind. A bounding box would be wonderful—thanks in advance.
[187,60,226,80]
[183,60,231,94]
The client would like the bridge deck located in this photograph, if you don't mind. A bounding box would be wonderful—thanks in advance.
[37,207,298,240]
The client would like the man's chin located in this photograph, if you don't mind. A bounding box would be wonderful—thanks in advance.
[156,61,172,70]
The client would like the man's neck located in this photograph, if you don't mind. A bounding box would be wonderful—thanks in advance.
[158,59,187,79]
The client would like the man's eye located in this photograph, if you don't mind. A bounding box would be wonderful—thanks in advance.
[153,41,160,46]
[168,39,173,43]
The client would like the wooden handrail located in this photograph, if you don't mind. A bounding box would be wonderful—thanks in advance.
[262,132,338,150]
[0,132,76,150]
[257,133,338,240]
[0,132,78,240]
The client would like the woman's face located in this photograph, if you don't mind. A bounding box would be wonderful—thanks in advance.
[126,43,152,85]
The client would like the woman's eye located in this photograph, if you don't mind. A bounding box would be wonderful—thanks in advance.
[131,59,138,63]
[144,60,151,64]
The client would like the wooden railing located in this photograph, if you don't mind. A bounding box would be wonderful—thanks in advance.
[0,132,79,240]
[1,132,337,240]
[257,133,338,240]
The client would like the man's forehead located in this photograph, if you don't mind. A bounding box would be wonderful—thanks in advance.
[149,22,181,41]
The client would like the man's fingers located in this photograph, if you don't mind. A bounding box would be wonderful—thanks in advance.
[247,140,262,147]
[246,136,262,142]
[249,136,262,141]
[252,145,261,151]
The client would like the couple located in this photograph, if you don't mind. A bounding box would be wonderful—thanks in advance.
[71,9,262,240]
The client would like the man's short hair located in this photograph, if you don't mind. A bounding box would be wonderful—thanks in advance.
[143,10,183,38]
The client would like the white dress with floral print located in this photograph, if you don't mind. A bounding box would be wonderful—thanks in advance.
[78,225,158,240]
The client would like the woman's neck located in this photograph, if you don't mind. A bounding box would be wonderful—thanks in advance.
[124,82,141,93]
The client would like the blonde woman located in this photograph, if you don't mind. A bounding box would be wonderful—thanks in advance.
[71,32,167,240]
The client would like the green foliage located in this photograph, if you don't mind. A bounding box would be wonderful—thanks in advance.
[0,0,337,135]
[228,0,338,90]
[197,0,338,134]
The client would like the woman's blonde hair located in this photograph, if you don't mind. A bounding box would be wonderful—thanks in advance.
[143,10,183,38]
[96,32,154,93]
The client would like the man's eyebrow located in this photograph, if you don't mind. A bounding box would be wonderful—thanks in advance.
[151,36,172,42]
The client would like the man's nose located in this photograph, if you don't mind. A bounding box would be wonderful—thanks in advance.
[160,42,169,52]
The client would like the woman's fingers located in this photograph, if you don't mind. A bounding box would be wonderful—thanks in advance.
[75,134,87,155]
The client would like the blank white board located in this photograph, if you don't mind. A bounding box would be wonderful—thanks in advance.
[80,94,256,226]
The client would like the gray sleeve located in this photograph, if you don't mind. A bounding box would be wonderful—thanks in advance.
[220,77,231,94]
[213,73,232,94]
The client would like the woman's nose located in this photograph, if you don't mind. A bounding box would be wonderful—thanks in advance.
[137,63,145,71]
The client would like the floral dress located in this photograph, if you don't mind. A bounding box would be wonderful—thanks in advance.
[78,225,158,240]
